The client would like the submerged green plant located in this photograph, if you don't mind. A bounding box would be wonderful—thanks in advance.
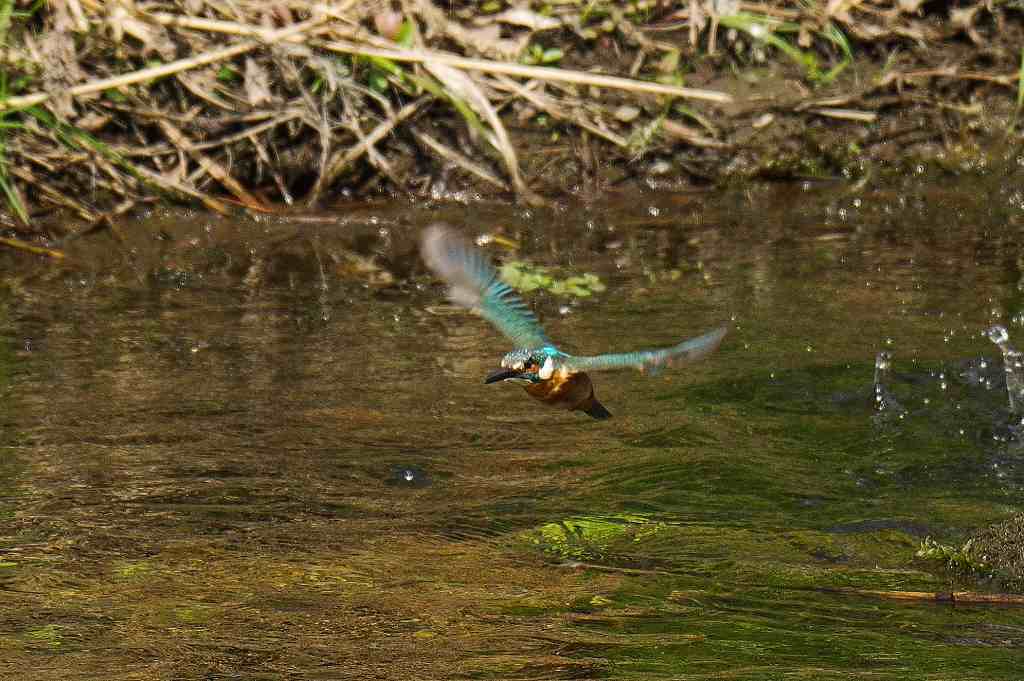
[528,514,663,561]
[25,624,62,648]
[500,261,607,298]
[916,536,990,576]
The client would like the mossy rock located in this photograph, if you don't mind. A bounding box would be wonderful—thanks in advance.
[918,514,1024,592]
[963,514,1024,592]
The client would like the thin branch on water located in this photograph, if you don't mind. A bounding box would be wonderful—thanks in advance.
[825,587,1024,606]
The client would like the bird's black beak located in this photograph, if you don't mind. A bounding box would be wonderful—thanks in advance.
[484,368,520,384]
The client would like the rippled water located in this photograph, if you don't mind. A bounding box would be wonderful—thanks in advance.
[2,175,1024,679]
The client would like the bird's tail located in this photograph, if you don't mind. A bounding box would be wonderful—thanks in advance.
[581,397,612,420]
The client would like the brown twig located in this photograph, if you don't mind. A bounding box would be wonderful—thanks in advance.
[0,236,66,259]
[157,119,267,211]
[412,128,509,190]
[318,39,735,104]
[825,587,1024,606]
[321,98,428,190]
[0,16,329,112]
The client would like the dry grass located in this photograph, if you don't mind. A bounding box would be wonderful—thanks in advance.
[0,0,1022,239]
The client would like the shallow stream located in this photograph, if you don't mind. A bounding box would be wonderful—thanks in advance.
[2,172,1024,679]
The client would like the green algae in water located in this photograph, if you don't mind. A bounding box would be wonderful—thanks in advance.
[527,514,665,561]
[115,560,154,579]
[500,261,607,298]
[25,624,62,649]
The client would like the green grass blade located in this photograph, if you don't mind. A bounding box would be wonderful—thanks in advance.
[1017,47,1024,112]
[0,0,13,46]
[0,150,29,225]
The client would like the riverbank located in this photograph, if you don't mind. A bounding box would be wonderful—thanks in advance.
[0,1,1021,237]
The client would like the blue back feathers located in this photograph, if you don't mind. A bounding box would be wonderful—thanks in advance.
[421,223,727,373]
[421,224,552,350]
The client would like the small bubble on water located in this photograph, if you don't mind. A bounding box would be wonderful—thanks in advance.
[885,337,894,346]
[648,206,660,217]
[559,305,571,315]
[923,397,930,405]
[403,469,415,482]
[806,345,814,353]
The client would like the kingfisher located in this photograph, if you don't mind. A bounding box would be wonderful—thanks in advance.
[420,224,727,419]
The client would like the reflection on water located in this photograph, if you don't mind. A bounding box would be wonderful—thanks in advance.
[2,176,1024,679]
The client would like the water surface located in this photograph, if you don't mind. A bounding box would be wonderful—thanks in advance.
[2,176,1024,679]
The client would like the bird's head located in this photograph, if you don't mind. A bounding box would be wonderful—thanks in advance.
[485,347,560,385]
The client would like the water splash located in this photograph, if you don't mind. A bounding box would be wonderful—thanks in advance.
[986,324,1024,416]
[872,350,905,417]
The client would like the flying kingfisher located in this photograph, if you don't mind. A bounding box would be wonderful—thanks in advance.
[421,224,727,419]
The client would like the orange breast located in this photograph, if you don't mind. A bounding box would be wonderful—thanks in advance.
[524,370,594,410]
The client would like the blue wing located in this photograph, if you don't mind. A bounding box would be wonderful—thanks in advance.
[562,326,727,374]
[421,224,552,349]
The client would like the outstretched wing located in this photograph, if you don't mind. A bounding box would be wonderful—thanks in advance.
[421,224,552,349]
[562,325,727,374]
